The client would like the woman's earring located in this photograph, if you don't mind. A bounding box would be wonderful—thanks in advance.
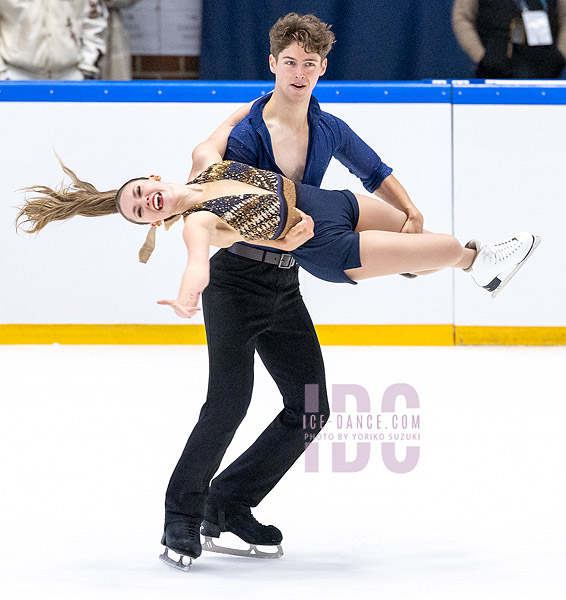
[149,174,161,181]
[151,221,162,227]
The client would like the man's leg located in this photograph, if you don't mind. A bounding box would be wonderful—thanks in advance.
[163,340,256,522]
[164,250,275,524]
[207,283,330,510]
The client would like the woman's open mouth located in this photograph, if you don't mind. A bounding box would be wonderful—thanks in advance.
[152,192,163,210]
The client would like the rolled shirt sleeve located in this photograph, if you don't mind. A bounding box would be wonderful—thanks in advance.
[330,116,393,194]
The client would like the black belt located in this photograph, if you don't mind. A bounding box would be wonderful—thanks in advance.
[227,244,296,269]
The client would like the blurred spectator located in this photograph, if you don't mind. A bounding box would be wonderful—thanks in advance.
[99,0,141,80]
[0,0,108,80]
[452,0,566,78]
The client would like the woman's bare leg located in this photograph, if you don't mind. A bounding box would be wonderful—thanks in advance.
[345,230,476,281]
[353,194,462,276]
[354,194,408,233]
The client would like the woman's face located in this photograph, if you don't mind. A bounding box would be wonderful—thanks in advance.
[118,177,177,224]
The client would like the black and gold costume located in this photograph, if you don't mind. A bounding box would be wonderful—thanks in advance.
[182,160,362,285]
[183,160,300,241]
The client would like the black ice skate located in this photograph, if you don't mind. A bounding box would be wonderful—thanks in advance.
[159,518,202,571]
[201,505,284,559]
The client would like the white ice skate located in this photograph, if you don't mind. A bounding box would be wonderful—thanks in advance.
[465,232,541,298]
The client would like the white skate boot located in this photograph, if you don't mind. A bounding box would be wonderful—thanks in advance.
[465,232,540,298]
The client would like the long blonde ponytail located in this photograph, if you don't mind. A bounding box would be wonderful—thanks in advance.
[16,156,119,233]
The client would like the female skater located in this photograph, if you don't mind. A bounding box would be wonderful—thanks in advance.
[17,138,540,316]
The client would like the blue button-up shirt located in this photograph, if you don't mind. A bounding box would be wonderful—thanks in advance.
[224,92,392,192]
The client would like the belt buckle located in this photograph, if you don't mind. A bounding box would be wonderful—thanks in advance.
[278,253,295,269]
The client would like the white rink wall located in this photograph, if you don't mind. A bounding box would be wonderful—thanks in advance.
[1,82,564,328]
[453,100,566,326]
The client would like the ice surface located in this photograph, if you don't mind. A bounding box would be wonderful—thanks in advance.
[1,344,564,599]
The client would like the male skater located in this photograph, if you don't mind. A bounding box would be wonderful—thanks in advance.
[161,12,422,568]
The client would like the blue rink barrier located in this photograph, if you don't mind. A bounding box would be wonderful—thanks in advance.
[2,80,566,105]
[0,81,450,103]
[452,82,566,105]
[1,80,566,104]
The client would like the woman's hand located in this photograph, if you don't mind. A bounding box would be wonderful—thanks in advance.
[157,295,201,319]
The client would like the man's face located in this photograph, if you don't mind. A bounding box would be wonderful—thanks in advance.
[269,42,327,100]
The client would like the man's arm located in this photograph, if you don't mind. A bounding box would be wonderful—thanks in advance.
[192,100,315,247]
[373,175,423,234]
[223,125,264,166]
[332,116,424,233]
[251,209,314,251]
[189,102,254,179]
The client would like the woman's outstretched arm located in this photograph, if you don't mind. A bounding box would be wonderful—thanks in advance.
[157,211,219,318]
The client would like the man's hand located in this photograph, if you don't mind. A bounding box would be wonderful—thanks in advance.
[281,209,314,250]
[401,208,424,234]
[157,295,201,319]
[373,175,424,234]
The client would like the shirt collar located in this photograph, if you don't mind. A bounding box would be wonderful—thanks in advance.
[249,92,321,130]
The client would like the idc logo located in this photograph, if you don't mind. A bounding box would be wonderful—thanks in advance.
[303,383,421,474]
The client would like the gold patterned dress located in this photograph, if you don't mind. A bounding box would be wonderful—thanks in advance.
[183,160,301,241]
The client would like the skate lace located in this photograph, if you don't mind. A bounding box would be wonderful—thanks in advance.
[487,238,521,263]
[234,507,260,526]
[233,508,267,530]
[177,520,201,538]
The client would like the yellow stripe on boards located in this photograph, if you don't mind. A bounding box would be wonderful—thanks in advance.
[0,324,452,345]
[314,325,454,346]
[0,325,565,346]
[0,325,207,345]
[455,326,566,346]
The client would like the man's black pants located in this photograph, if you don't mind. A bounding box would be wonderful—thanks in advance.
[165,249,329,524]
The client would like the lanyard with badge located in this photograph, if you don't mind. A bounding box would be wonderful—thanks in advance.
[510,0,553,50]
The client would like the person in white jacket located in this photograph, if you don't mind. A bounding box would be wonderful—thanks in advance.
[0,0,108,80]
[100,0,141,80]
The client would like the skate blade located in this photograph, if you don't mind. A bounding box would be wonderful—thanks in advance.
[203,536,284,559]
[491,235,541,299]
[159,547,193,571]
